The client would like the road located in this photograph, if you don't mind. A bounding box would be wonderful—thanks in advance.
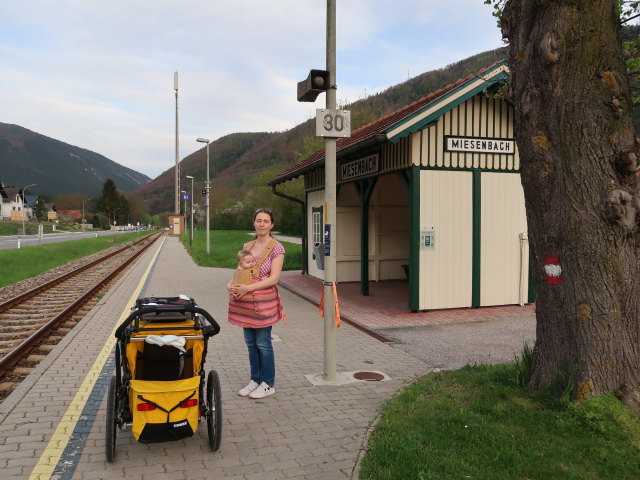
[0,230,133,251]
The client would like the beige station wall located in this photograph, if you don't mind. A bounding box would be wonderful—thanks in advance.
[369,175,409,281]
[412,94,519,171]
[419,170,473,310]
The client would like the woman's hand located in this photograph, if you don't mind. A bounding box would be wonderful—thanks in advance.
[229,283,251,300]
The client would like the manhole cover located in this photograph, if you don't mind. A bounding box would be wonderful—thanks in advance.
[353,371,385,381]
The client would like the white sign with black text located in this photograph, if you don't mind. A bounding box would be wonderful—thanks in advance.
[445,136,515,154]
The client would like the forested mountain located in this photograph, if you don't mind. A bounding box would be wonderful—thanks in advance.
[139,47,509,215]
[0,122,150,196]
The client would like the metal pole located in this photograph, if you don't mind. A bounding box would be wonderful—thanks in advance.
[21,184,36,235]
[190,177,194,246]
[174,72,180,215]
[82,197,91,225]
[22,195,26,235]
[206,141,210,254]
[323,0,337,382]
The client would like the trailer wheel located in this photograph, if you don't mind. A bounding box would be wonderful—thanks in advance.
[105,376,117,462]
[206,370,222,451]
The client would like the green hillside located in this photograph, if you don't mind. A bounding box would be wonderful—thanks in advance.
[0,122,150,196]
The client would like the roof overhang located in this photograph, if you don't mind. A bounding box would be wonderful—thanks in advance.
[384,63,510,143]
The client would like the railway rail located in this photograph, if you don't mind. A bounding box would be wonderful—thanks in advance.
[0,230,164,400]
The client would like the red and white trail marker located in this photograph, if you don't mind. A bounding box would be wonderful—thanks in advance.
[544,254,563,285]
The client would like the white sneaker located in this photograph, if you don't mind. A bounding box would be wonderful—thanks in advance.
[238,380,259,397]
[248,382,275,399]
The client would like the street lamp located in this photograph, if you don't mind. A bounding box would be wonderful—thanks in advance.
[112,207,121,228]
[197,137,211,254]
[82,197,92,226]
[186,175,194,246]
[21,183,36,235]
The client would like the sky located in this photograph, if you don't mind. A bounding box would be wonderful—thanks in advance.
[0,1,504,180]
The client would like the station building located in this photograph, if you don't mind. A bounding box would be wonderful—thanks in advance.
[270,60,533,311]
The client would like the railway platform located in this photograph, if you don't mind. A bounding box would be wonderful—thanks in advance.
[0,235,430,479]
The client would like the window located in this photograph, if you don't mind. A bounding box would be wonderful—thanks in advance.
[312,207,323,245]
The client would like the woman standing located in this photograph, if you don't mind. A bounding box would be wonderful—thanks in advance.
[228,208,286,399]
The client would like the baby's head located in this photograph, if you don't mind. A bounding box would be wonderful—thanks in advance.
[237,249,256,269]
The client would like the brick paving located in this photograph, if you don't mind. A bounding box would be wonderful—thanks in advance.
[279,271,536,331]
[0,236,433,479]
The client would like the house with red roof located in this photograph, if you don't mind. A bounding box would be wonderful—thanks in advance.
[270,60,532,311]
[56,209,82,222]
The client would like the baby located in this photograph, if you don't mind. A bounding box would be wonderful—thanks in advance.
[231,249,258,285]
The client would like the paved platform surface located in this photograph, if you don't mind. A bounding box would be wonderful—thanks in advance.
[0,236,435,479]
[279,272,536,370]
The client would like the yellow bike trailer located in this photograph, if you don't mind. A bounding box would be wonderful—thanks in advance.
[105,296,221,462]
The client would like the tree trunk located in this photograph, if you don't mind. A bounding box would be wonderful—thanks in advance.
[502,0,640,404]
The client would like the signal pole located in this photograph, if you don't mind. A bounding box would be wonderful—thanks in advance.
[174,71,180,215]
[323,0,337,382]
[296,0,349,383]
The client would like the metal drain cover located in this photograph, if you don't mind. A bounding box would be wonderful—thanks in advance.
[353,371,385,381]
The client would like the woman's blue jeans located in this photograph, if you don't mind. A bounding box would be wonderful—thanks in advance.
[243,326,275,387]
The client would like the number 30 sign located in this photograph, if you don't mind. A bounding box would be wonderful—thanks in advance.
[316,109,351,138]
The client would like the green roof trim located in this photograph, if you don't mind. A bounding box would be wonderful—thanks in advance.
[386,65,509,144]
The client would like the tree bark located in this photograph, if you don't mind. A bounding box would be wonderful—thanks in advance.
[502,0,640,404]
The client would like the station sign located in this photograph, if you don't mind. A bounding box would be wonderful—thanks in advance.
[445,136,515,154]
[340,154,379,181]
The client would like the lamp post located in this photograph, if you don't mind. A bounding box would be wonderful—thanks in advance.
[186,175,194,246]
[196,137,211,254]
[21,183,36,235]
[111,206,122,229]
[82,197,92,227]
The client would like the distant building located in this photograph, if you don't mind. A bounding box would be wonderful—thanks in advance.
[57,209,82,222]
[0,185,32,221]
[45,203,58,221]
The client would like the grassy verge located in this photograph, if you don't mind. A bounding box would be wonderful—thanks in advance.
[0,220,102,235]
[359,359,640,480]
[0,232,145,287]
[0,221,61,235]
[179,230,302,270]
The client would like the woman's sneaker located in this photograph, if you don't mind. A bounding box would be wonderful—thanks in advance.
[238,380,259,397]
[249,382,275,399]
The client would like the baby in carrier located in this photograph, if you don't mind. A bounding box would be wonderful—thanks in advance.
[230,249,261,312]
[232,249,258,285]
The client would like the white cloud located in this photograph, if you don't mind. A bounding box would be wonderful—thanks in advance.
[0,0,502,179]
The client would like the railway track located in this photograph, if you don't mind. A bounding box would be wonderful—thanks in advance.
[0,231,164,400]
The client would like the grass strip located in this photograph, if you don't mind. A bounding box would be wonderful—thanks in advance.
[180,230,302,270]
[0,232,144,287]
[359,362,640,480]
